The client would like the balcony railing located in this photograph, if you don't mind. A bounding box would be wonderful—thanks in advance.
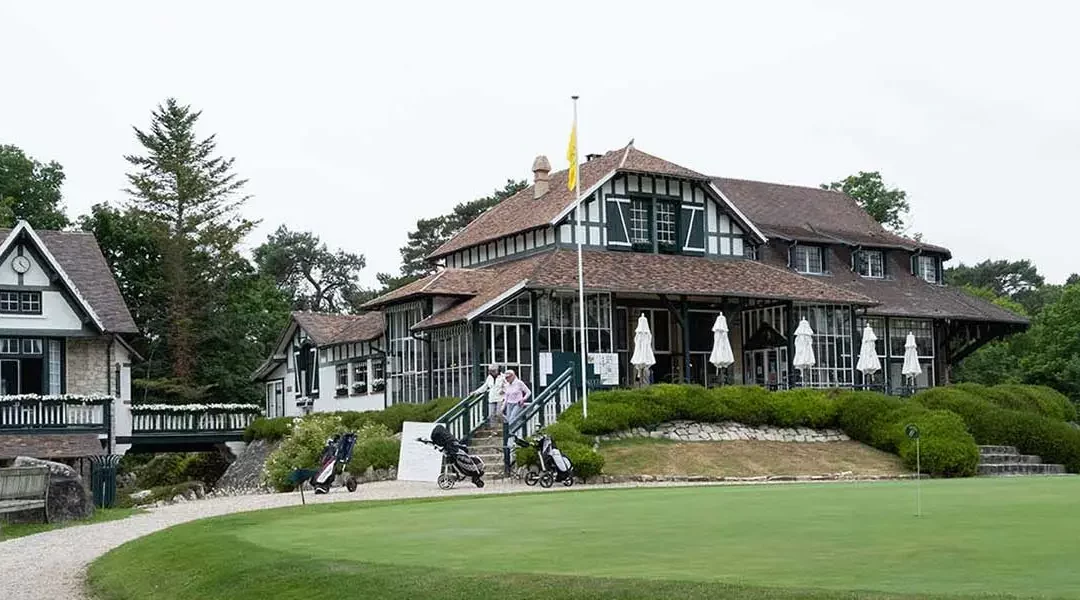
[0,395,109,432]
[130,404,260,434]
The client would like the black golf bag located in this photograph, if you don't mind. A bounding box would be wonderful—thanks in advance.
[421,424,486,489]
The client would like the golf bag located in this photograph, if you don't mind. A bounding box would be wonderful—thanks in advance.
[513,434,574,488]
[311,432,358,494]
[420,424,486,489]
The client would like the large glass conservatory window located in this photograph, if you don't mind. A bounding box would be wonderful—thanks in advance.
[537,293,613,353]
[387,301,427,404]
[481,322,532,388]
[792,303,853,387]
[430,324,472,400]
[888,318,934,390]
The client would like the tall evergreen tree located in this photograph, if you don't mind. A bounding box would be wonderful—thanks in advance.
[124,98,254,382]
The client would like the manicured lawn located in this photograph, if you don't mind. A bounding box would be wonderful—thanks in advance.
[1,507,142,542]
[601,438,907,477]
[89,478,1080,599]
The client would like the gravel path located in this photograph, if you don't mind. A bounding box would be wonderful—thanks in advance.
[0,478,724,600]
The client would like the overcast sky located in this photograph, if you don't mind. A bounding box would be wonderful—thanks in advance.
[2,1,1077,286]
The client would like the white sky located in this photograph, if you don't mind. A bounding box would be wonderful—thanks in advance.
[2,1,1077,286]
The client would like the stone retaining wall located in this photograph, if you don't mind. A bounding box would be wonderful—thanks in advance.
[597,420,849,444]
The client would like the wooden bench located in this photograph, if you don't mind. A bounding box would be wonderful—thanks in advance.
[0,467,50,530]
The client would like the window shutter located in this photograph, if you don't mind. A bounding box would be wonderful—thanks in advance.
[788,244,795,269]
[605,198,630,247]
[821,246,829,273]
[910,254,918,276]
[680,205,705,252]
[881,251,889,278]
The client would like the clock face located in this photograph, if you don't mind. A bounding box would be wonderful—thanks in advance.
[12,256,31,274]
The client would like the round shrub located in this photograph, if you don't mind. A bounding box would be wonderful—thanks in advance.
[348,437,401,474]
[560,442,604,481]
[263,414,348,492]
[136,453,187,488]
[889,410,979,477]
[542,421,591,446]
[833,391,903,444]
[994,385,1077,422]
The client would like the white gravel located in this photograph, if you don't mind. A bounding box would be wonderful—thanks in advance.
[0,478,702,600]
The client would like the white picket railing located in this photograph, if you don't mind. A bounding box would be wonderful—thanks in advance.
[0,398,107,431]
[131,410,258,434]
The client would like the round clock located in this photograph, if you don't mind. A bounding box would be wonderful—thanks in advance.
[12,256,31,274]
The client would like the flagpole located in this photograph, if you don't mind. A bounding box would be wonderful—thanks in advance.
[573,95,588,420]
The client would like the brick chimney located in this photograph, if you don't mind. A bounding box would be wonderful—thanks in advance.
[532,155,551,199]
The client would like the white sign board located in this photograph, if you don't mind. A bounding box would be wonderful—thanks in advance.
[539,352,553,386]
[588,353,620,385]
[396,421,443,482]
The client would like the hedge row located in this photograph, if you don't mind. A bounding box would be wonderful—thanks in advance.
[914,387,1080,472]
[244,397,460,442]
[951,383,1076,422]
[556,385,979,477]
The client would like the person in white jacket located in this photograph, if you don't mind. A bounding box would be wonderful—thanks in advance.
[475,364,506,425]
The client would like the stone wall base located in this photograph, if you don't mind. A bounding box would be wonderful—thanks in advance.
[597,420,850,444]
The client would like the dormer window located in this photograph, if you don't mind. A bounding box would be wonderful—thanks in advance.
[794,245,824,275]
[917,255,940,283]
[857,250,885,279]
[629,199,651,246]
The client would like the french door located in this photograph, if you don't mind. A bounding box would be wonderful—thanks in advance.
[482,322,533,389]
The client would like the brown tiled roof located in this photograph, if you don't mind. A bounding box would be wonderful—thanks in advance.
[0,433,103,460]
[712,178,951,257]
[1,228,139,333]
[411,249,874,330]
[363,269,490,309]
[428,146,709,260]
[292,311,384,346]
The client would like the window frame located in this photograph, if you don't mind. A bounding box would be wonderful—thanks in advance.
[917,255,939,284]
[793,245,825,275]
[628,198,652,249]
[654,199,679,253]
[857,250,885,279]
[0,290,42,315]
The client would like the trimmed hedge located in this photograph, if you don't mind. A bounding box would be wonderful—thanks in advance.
[914,387,1080,473]
[557,385,979,477]
[348,437,401,474]
[243,416,294,442]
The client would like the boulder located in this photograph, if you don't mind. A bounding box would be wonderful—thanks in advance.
[11,456,94,523]
[130,490,153,501]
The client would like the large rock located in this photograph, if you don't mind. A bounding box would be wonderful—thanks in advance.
[215,439,279,493]
[11,456,94,523]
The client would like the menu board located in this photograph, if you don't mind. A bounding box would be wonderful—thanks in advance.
[588,353,620,386]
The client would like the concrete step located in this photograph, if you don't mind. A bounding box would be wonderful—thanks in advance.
[978,463,1066,476]
[978,445,1018,456]
[979,453,1044,465]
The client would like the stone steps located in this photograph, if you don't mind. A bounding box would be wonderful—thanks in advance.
[977,445,1067,477]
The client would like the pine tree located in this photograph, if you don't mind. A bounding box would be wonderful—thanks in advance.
[124,99,253,381]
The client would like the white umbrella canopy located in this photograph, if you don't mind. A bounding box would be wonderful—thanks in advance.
[709,314,735,369]
[856,324,881,377]
[792,318,816,370]
[630,314,656,370]
[902,332,923,383]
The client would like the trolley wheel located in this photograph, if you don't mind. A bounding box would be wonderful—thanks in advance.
[562,474,575,487]
[472,476,485,488]
[313,484,329,495]
[539,472,555,488]
[524,470,540,487]
[345,477,358,492]
[437,473,454,490]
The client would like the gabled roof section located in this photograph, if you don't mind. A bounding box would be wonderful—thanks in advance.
[428,145,717,261]
[0,221,138,333]
[713,178,951,258]
[362,268,492,310]
[291,311,385,346]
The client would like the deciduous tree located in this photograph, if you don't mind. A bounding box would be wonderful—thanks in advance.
[254,226,369,313]
[822,171,910,232]
[0,144,71,229]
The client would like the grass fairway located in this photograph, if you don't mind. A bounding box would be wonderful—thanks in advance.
[89,478,1080,600]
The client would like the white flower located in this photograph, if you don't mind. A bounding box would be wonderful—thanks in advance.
[0,394,113,404]
[130,403,263,413]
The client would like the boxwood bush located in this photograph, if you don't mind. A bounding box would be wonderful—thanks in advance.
[243,416,294,442]
[348,437,401,474]
[263,416,393,491]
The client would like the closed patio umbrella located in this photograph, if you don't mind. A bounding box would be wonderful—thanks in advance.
[709,314,735,370]
[792,318,816,369]
[630,314,656,385]
[902,332,922,387]
[856,324,881,383]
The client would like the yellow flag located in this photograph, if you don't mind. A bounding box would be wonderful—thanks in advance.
[566,124,578,191]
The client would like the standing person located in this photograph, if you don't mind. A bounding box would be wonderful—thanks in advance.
[475,364,505,426]
[501,369,531,425]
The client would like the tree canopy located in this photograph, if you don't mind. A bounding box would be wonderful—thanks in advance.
[254,226,370,313]
[823,171,910,232]
[0,144,71,230]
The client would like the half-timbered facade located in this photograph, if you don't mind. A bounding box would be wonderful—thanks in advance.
[363,144,1027,404]
[252,311,387,416]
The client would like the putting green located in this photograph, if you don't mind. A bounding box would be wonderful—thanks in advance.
[89,478,1080,599]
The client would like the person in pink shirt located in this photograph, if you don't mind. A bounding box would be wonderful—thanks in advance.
[500,369,531,424]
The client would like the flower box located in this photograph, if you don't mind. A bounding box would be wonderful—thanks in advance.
[130,403,263,414]
[371,379,385,393]
[351,382,367,394]
[335,385,349,397]
[0,394,112,405]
